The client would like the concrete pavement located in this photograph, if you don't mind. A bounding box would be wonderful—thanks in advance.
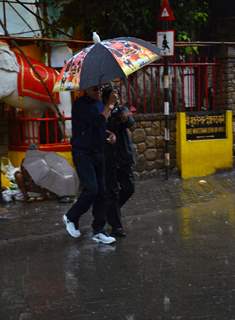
[1,170,235,319]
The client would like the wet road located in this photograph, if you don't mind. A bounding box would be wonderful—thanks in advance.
[1,171,235,319]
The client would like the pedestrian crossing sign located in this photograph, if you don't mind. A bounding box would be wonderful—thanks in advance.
[156,30,175,57]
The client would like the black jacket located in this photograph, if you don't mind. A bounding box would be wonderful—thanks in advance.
[71,96,106,153]
[106,105,135,166]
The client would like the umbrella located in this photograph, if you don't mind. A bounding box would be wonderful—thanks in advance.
[53,36,161,92]
[23,150,79,196]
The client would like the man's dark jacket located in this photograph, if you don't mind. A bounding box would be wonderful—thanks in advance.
[71,96,106,154]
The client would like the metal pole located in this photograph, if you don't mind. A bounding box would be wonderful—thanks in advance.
[163,56,170,179]
[3,0,7,32]
[163,21,170,180]
[159,0,175,179]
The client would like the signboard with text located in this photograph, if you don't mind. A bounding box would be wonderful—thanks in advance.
[186,111,226,140]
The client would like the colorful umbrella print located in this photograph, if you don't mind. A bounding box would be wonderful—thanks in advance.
[53,37,161,92]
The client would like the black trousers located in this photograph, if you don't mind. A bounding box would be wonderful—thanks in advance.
[105,162,135,230]
[66,151,106,234]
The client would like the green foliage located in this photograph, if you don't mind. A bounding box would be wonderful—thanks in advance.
[171,0,208,56]
[172,0,208,41]
[47,0,208,44]
[193,11,208,24]
[56,0,160,40]
[177,31,190,42]
[177,31,199,55]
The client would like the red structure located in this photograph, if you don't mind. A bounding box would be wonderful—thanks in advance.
[7,59,223,151]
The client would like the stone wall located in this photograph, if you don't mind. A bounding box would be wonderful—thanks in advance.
[215,45,235,111]
[130,113,176,178]
[215,45,235,150]
[129,43,235,176]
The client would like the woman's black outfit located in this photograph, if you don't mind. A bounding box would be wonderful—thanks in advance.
[105,105,135,235]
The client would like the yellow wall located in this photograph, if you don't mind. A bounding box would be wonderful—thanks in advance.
[56,151,73,167]
[176,111,233,179]
[8,151,25,168]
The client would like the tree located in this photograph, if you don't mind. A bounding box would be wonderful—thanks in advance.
[172,0,208,42]
[49,0,208,42]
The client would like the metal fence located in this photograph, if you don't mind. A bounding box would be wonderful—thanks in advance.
[7,57,223,149]
[118,58,223,113]
[8,110,71,150]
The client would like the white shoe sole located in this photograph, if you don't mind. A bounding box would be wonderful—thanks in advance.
[63,215,81,238]
[62,215,67,225]
[92,235,116,244]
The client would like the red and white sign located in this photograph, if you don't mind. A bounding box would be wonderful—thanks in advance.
[159,0,175,21]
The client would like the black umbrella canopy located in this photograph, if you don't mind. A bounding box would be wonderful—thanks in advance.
[79,43,126,90]
[53,37,161,92]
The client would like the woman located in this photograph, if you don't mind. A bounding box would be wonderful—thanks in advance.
[102,86,135,237]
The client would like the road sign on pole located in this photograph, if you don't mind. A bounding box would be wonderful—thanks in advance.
[157,30,175,56]
[159,0,175,21]
[158,0,175,179]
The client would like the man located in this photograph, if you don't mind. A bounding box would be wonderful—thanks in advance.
[63,86,116,244]
[102,86,135,237]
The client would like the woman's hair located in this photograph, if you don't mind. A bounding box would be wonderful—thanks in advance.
[101,85,114,105]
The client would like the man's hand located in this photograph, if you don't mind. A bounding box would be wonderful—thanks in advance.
[106,130,116,144]
[102,90,118,119]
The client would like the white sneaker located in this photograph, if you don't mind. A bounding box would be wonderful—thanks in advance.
[92,232,116,244]
[63,215,81,238]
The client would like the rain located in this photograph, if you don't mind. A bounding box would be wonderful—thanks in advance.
[1,172,235,319]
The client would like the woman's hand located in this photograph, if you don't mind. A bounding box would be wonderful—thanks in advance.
[101,103,114,119]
